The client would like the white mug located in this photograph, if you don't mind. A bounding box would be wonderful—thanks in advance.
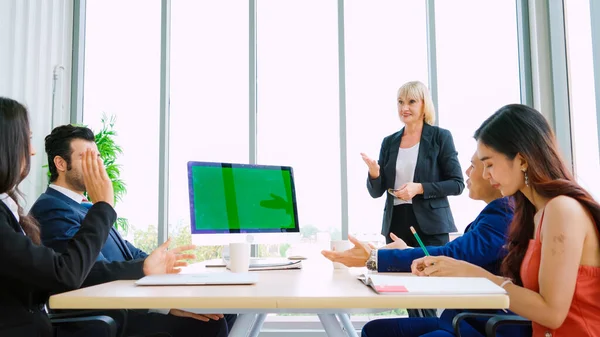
[330,240,354,269]
[228,242,251,273]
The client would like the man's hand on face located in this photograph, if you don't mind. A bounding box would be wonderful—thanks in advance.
[143,238,196,275]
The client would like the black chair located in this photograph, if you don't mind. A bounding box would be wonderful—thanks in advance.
[49,309,130,337]
[49,310,118,337]
[452,312,532,337]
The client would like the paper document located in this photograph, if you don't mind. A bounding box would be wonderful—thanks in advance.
[206,258,303,271]
[135,272,258,286]
[358,274,507,295]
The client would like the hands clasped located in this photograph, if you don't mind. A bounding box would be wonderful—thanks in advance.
[391,182,421,201]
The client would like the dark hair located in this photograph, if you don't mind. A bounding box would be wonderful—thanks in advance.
[0,97,40,244]
[474,104,600,285]
[45,125,95,182]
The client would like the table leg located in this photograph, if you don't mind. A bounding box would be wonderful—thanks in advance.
[248,313,267,337]
[336,313,358,337]
[229,313,258,337]
[318,314,347,337]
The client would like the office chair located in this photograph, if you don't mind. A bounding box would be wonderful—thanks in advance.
[49,310,118,337]
[49,309,130,337]
[452,312,531,337]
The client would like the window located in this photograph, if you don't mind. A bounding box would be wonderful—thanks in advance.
[256,0,341,254]
[169,0,249,256]
[83,0,161,250]
[435,0,521,231]
[345,0,428,238]
[565,0,600,199]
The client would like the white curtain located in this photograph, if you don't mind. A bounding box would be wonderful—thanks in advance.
[0,0,74,210]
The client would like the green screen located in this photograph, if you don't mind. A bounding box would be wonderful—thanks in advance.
[189,163,298,233]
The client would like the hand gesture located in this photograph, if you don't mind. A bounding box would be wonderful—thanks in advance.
[360,153,380,179]
[169,309,223,322]
[321,235,372,267]
[411,255,488,278]
[143,238,196,275]
[381,233,409,250]
[81,148,114,207]
[395,182,423,201]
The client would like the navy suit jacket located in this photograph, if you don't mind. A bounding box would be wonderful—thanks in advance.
[367,123,465,236]
[377,197,513,274]
[30,188,147,287]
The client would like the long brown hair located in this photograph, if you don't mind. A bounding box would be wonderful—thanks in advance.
[0,97,41,244]
[474,104,600,285]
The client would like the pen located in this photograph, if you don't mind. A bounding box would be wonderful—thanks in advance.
[410,226,430,256]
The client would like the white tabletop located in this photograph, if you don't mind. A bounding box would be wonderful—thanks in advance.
[49,259,509,312]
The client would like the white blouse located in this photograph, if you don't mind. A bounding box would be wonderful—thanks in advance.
[393,142,420,205]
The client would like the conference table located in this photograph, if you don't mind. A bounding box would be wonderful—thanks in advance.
[49,259,509,337]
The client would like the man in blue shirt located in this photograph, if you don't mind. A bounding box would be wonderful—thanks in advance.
[322,151,510,273]
[323,152,529,337]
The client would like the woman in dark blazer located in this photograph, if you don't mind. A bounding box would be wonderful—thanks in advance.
[362,81,464,247]
[0,97,116,337]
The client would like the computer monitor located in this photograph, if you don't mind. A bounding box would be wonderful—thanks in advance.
[187,161,301,245]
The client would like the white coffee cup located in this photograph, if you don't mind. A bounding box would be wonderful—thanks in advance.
[330,240,354,269]
[229,242,251,273]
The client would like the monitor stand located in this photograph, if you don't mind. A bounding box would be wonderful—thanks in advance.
[221,245,290,266]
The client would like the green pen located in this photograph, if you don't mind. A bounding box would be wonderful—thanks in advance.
[410,226,430,256]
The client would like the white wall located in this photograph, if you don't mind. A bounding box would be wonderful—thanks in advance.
[0,0,74,209]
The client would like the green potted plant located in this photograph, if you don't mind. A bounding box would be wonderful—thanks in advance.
[94,114,129,234]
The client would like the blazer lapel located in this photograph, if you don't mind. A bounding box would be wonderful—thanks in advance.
[386,129,403,189]
[413,123,434,183]
[109,228,134,260]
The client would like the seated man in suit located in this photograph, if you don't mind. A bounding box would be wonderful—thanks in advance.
[30,125,236,337]
[322,151,530,337]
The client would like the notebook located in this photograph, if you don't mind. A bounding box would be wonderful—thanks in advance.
[230,260,302,271]
[135,272,259,286]
[358,274,507,295]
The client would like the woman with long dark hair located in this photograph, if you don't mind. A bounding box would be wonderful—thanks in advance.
[0,97,116,336]
[410,104,600,336]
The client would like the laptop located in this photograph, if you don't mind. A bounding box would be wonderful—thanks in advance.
[135,272,259,286]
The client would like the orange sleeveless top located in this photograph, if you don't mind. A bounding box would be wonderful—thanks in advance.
[520,210,600,336]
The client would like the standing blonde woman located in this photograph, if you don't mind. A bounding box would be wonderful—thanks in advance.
[361,81,464,318]
[362,81,464,247]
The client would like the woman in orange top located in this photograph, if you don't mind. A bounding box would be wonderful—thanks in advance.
[412,104,600,337]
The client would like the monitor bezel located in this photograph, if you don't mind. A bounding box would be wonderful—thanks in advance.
[187,161,300,235]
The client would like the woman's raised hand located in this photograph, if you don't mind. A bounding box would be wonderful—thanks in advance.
[361,153,380,179]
